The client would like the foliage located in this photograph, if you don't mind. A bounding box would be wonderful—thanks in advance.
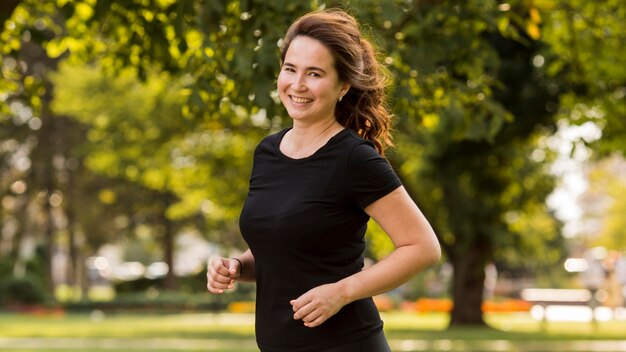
[50,62,255,248]
[0,247,52,307]
[580,156,626,250]
[112,270,216,295]
[0,274,48,306]
[64,292,232,314]
[539,0,626,255]
[540,0,626,156]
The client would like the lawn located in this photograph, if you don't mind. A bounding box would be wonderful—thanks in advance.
[0,311,625,351]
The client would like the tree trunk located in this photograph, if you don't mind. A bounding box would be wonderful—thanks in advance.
[162,193,177,290]
[9,198,28,262]
[448,241,490,326]
[18,25,62,296]
[163,220,176,290]
[11,198,28,277]
[42,122,55,295]
[65,185,78,298]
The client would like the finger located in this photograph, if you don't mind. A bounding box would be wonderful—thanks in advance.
[208,277,233,289]
[212,258,232,277]
[293,301,316,320]
[207,258,236,293]
[207,264,233,285]
[207,274,236,291]
[304,315,327,328]
[227,259,240,277]
[206,273,226,293]
[290,295,312,312]
[212,272,234,285]
[206,278,225,294]
[301,310,323,324]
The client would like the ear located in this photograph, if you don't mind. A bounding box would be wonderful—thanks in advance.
[339,83,350,98]
[341,83,350,96]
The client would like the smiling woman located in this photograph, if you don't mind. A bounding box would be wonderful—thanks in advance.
[276,35,347,159]
[207,8,441,352]
[278,9,393,156]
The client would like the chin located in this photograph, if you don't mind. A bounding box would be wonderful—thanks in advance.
[287,114,307,121]
[285,108,309,119]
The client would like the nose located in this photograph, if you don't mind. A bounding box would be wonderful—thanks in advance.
[292,73,307,91]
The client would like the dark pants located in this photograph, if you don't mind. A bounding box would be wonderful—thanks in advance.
[321,330,391,352]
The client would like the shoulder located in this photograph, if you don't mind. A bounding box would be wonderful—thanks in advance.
[342,130,401,208]
[341,130,387,167]
[260,128,288,147]
[254,128,289,156]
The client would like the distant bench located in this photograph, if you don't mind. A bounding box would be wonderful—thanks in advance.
[520,288,599,323]
[520,288,592,306]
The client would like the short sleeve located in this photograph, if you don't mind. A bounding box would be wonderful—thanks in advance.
[347,142,402,209]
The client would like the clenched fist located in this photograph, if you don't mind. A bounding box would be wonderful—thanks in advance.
[206,257,241,294]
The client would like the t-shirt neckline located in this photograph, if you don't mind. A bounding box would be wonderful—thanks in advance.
[275,127,350,162]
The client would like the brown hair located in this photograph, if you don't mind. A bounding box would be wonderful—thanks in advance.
[280,9,394,154]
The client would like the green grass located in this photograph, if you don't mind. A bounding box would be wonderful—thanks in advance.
[383,312,626,340]
[1,311,625,339]
[0,312,255,339]
[0,311,625,351]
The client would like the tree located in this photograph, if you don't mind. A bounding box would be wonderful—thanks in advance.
[539,0,626,264]
[0,0,164,295]
[356,1,564,325]
[1,0,72,293]
[50,63,216,289]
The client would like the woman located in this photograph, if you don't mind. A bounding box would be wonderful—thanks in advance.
[207,9,441,352]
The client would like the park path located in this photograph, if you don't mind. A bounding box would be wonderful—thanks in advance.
[1,337,626,351]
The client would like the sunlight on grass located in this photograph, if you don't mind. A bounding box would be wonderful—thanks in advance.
[381,311,626,341]
[485,312,626,339]
[1,311,626,341]
[382,312,449,330]
[0,313,255,339]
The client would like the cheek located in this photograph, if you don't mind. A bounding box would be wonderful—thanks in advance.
[319,82,340,101]
[277,72,289,91]
[277,75,290,105]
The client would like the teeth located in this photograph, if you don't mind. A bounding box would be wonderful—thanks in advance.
[291,96,313,103]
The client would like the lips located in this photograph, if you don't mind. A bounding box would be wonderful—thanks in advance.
[290,95,313,104]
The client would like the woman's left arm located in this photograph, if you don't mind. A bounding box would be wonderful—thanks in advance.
[291,186,441,327]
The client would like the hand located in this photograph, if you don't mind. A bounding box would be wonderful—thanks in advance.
[290,283,347,328]
[206,257,240,294]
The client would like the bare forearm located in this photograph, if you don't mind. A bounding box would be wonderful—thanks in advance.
[336,186,441,304]
[337,244,438,303]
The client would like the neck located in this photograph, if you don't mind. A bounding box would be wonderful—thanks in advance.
[282,118,339,158]
[291,118,336,146]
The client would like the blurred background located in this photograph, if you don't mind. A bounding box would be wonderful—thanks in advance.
[0,0,625,351]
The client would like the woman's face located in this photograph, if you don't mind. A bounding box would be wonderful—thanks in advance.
[277,35,348,123]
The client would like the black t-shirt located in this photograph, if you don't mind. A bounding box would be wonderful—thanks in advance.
[239,128,402,352]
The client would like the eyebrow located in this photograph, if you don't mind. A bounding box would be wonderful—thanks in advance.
[283,62,327,74]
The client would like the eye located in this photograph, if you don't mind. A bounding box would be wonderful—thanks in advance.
[283,66,296,72]
[308,72,321,77]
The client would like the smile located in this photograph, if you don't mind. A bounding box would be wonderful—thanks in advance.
[290,95,313,104]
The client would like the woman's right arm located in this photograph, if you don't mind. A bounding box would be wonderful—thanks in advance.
[206,249,255,294]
